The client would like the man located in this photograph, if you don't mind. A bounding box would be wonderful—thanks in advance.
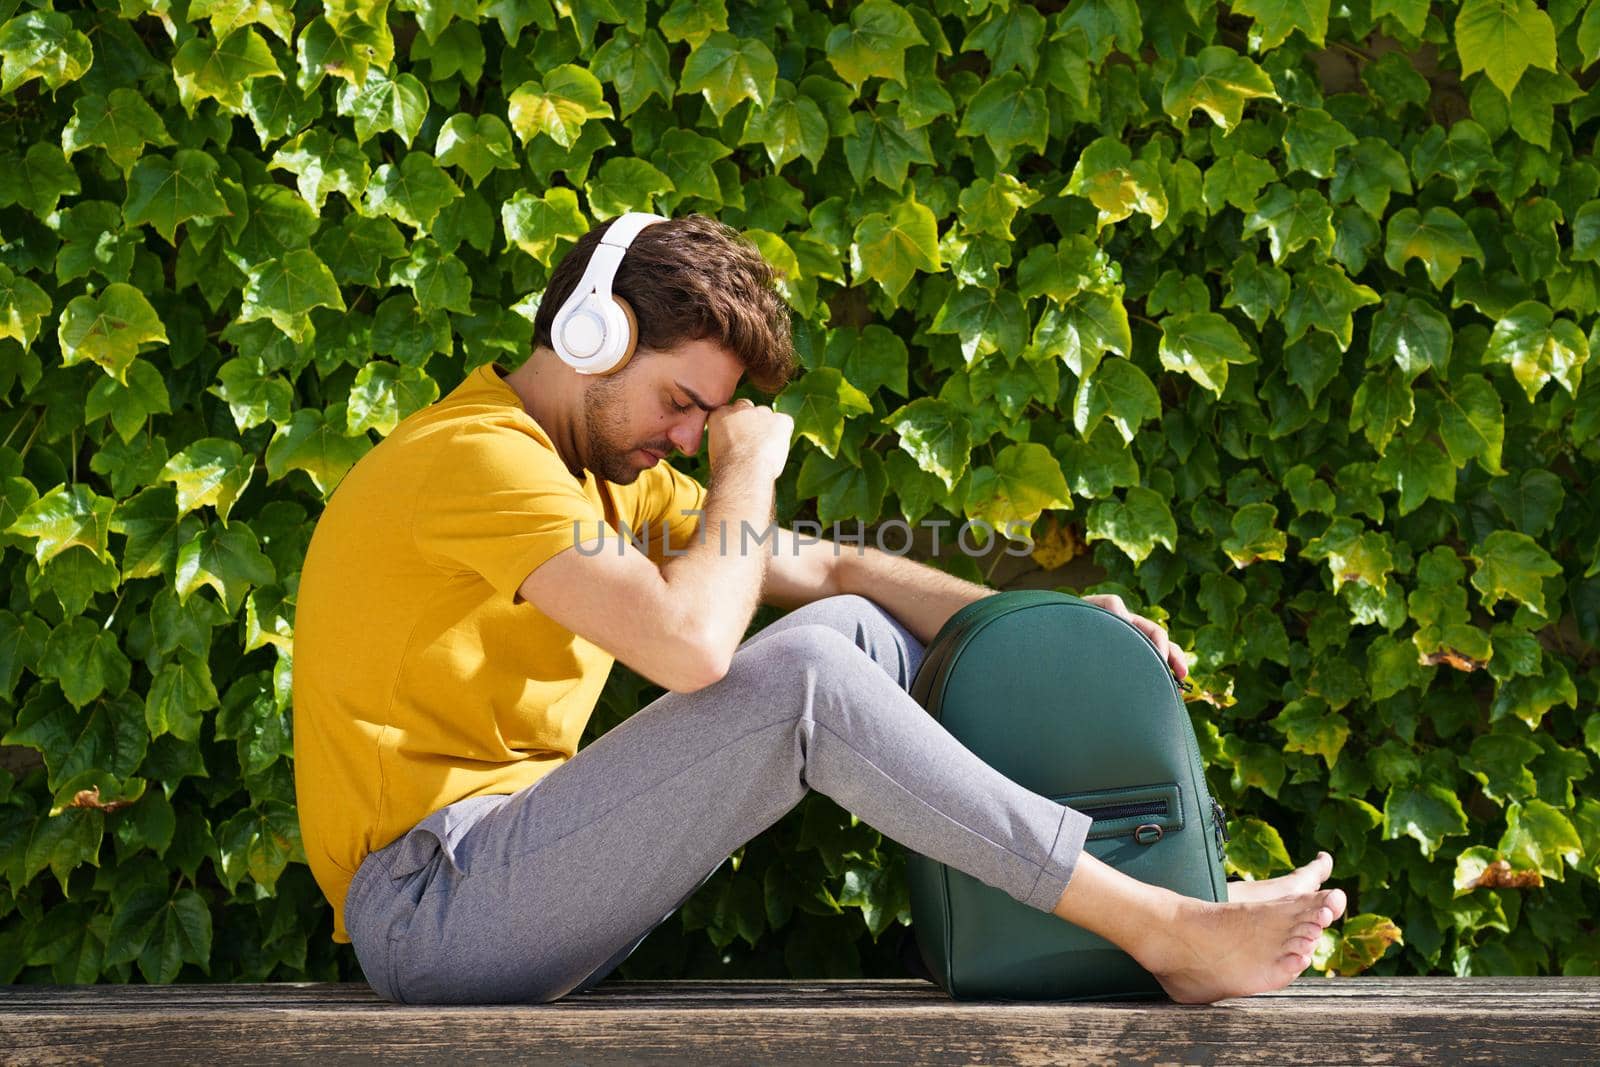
[292,213,1345,1006]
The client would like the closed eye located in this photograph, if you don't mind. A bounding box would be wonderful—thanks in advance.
[668,398,693,414]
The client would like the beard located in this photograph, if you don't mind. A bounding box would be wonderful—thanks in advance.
[581,372,670,484]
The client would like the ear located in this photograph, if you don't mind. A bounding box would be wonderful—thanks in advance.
[603,294,640,375]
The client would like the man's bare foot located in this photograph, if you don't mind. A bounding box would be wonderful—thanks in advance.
[1051,853,1348,1005]
[1134,888,1348,1004]
[1226,851,1333,903]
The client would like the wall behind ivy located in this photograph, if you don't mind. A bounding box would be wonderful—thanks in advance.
[0,0,1596,984]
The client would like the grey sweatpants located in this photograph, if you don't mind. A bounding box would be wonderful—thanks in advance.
[342,593,1095,1004]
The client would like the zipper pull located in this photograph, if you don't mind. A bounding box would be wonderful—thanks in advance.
[1210,798,1231,846]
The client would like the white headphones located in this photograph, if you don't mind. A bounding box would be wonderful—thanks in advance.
[551,211,667,376]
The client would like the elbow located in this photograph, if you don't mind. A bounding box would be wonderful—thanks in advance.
[669,630,733,694]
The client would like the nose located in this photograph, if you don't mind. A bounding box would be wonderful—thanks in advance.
[667,416,705,455]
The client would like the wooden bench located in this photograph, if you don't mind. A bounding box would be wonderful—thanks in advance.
[2,977,1596,1063]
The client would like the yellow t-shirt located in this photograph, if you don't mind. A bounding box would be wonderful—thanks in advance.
[292,360,707,944]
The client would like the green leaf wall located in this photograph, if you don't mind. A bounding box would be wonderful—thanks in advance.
[0,0,1597,983]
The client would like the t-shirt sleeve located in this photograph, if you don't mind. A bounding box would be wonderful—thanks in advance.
[412,424,609,603]
[630,460,708,567]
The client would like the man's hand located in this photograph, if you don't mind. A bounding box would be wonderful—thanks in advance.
[1081,593,1190,681]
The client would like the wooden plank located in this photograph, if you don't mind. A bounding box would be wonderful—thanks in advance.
[0,978,1595,1065]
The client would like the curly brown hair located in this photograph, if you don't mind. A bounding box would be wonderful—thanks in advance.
[533,213,797,394]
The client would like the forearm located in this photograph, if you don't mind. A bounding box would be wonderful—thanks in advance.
[836,545,997,647]
[661,461,773,668]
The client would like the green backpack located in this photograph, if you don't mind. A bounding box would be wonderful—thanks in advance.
[905,589,1231,1000]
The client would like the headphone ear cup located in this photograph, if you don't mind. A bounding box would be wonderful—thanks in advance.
[596,294,640,376]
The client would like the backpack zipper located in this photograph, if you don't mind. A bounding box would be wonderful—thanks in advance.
[1210,797,1230,850]
[1077,798,1169,822]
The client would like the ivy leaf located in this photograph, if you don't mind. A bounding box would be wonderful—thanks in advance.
[958,175,1041,244]
[102,885,213,984]
[335,66,429,147]
[38,618,131,709]
[1488,470,1564,538]
[347,360,440,437]
[679,31,776,121]
[500,186,587,266]
[1470,529,1563,617]
[1368,294,1452,380]
[208,354,294,434]
[111,487,200,581]
[797,447,887,527]
[159,438,255,525]
[964,442,1070,535]
[0,11,93,96]
[1349,366,1415,452]
[215,800,301,894]
[843,105,933,192]
[239,249,346,344]
[1374,428,1456,516]
[122,150,230,246]
[1030,290,1131,379]
[1158,311,1256,395]
[172,27,281,114]
[930,285,1028,368]
[86,359,172,444]
[1483,300,1588,401]
[1073,356,1160,443]
[1432,374,1506,475]
[1283,263,1380,350]
[1455,0,1557,97]
[175,522,275,616]
[885,397,972,492]
[820,324,909,399]
[1086,486,1177,565]
[1231,0,1330,51]
[1283,108,1355,179]
[1221,253,1289,328]
[1329,137,1412,217]
[1498,799,1584,880]
[774,368,872,458]
[313,212,406,286]
[1225,816,1293,878]
[1222,502,1288,567]
[57,283,169,385]
[1242,184,1335,263]
[1302,516,1395,593]
[435,114,515,187]
[1315,913,1404,977]
[741,80,829,171]
[387,239,471,315]
[591,27,674,117]
[1383,781,1469,858]
[1160,45,1279,132]
[6,484,114,568]
[145,650,220,743]
[584,156,674,219]
[962,5,1044,76]
[269,129,370,214]
[850,194,942,301]
[363,151,462,235]
[1016,235,1115,304]
[1384,206,1484,287]
[61,89,174,177]
[1270,698,1348,766]
[508,64,611,148]
[294,14,393,92]
[956,71,1049,166]
[265,405,372,497]
[0,263,51,350]
[1409,120,1502,196]
[649,127,733,212]
[825,0,924,88]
